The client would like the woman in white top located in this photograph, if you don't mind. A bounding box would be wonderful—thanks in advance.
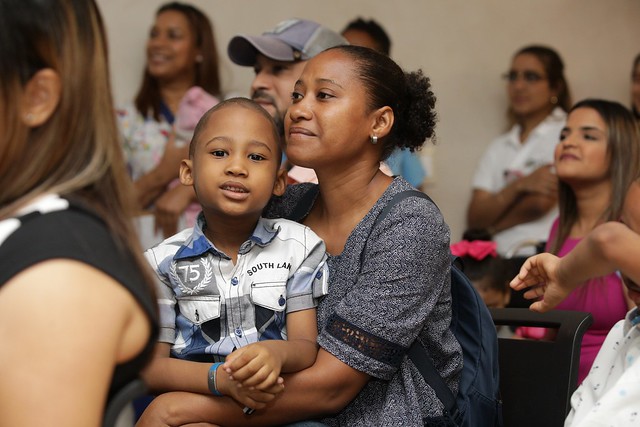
[467,45,572,257]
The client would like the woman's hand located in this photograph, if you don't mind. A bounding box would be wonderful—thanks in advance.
[154,183,196,237]
[510,253,571,312]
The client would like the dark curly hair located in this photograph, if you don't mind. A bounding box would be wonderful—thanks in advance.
[326,45,437,160]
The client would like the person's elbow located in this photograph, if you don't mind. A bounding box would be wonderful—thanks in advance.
[589,222,628,262]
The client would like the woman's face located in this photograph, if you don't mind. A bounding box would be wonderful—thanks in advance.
[507,53,556,120]
[554,107,610,186]
[632,61,640,114]
[285,50,377,169]
[146,10,199,83]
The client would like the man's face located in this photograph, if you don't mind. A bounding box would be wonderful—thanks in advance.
[251,54,307,121]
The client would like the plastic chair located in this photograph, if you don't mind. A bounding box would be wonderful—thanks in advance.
[489,308,593,427]
[103,378,147,427]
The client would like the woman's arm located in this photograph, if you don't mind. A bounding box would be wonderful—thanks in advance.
[134,134,189,210]
[138,348,370,427]
[0,260,150,427]
[511,221,640,312]
[467,165,557,230]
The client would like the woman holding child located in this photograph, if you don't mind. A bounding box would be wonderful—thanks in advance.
[138,45,462,426]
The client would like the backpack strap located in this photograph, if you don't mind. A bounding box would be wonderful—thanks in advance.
[366,189,459,422]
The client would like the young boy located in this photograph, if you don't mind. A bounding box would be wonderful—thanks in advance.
[511,180,640,426]
[139,98,328,420]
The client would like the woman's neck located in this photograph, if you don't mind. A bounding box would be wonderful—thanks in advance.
[159,78,194,113]
[517,107,554,143]
[305,164,393,255]
[570,180,612,237]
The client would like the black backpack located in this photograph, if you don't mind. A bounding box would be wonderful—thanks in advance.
[374,190,503,427]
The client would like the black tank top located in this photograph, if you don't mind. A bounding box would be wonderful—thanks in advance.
[0,197,158,397]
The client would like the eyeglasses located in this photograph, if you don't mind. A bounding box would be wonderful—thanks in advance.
[502,70,546,83]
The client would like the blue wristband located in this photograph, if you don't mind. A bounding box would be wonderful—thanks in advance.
[207,362,224,396]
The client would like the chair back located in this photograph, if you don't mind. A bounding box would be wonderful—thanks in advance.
[103,378,147,427]
[489,308,593,427]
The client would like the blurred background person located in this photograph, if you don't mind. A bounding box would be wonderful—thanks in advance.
[341,17,428,190]
[117,1,222,246]
[0,0,158,425]
[466,45,571,257]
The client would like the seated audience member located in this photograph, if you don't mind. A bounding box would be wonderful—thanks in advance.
[341,17,428,189]
[117,2,222,243]
[516,100,638,384]
[511,177,640,427]
[0,1,158,425]
[228,18,346,186]
[137,98,328,424]
[467,45,572,257]
[451,230,512,337]
[135,45,462,426]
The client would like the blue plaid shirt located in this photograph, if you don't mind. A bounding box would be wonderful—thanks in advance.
[145,214,328,361]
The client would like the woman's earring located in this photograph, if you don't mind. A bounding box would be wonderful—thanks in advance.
[550,96,558,105]
[195,54,203,63]
[24,113,35,123]
[371,135,378,145]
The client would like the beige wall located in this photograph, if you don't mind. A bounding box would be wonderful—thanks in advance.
[98,0,640,240]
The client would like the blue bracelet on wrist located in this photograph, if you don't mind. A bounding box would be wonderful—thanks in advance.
[207,362,224,396]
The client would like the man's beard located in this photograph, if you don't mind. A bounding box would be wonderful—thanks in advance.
[252,90,285,137]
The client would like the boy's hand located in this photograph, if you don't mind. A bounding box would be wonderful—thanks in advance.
[223,342,283,390]
[217,370,284,410]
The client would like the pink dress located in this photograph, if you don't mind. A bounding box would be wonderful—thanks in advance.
[518,219,629,384]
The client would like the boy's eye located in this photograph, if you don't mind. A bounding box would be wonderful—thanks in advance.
[211,150,226,157]
[248,153,266,161]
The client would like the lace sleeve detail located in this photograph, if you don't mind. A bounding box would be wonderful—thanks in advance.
[324,312,407,367]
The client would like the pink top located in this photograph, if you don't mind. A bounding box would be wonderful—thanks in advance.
[518,219,629,384]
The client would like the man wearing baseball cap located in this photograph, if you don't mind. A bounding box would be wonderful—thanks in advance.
[228,18,347,131]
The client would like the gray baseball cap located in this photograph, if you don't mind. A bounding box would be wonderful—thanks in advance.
[228,18,348,66]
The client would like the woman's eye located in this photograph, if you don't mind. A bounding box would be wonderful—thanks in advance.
[317,92,333,100]
[291,91,303,101]
[559,132,567,141]
[584,133,598,141]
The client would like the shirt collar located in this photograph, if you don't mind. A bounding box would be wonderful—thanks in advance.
[506,107,567,147]
[174,213,280,260]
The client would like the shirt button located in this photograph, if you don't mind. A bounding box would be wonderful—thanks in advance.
[316,270,323,279]
[231,277,239,286]
[235,328,242,337]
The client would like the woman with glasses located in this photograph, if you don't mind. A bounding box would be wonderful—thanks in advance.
[466,45,571,258]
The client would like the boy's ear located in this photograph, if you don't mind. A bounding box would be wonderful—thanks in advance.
[179,159,194,186]
[20,68,61,128]
[371,106,394,139]
[272,167,287,197]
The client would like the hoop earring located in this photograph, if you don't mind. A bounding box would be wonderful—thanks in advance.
[550,96,558,105]
[371,135,378,145]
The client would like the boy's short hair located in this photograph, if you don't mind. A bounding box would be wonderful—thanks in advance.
[189,98,282,161]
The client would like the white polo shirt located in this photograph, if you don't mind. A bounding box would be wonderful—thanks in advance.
[472,108,566,256]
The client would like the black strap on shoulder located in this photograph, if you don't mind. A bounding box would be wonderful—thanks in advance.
[368,190,459,421]
[288,185,320,222]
